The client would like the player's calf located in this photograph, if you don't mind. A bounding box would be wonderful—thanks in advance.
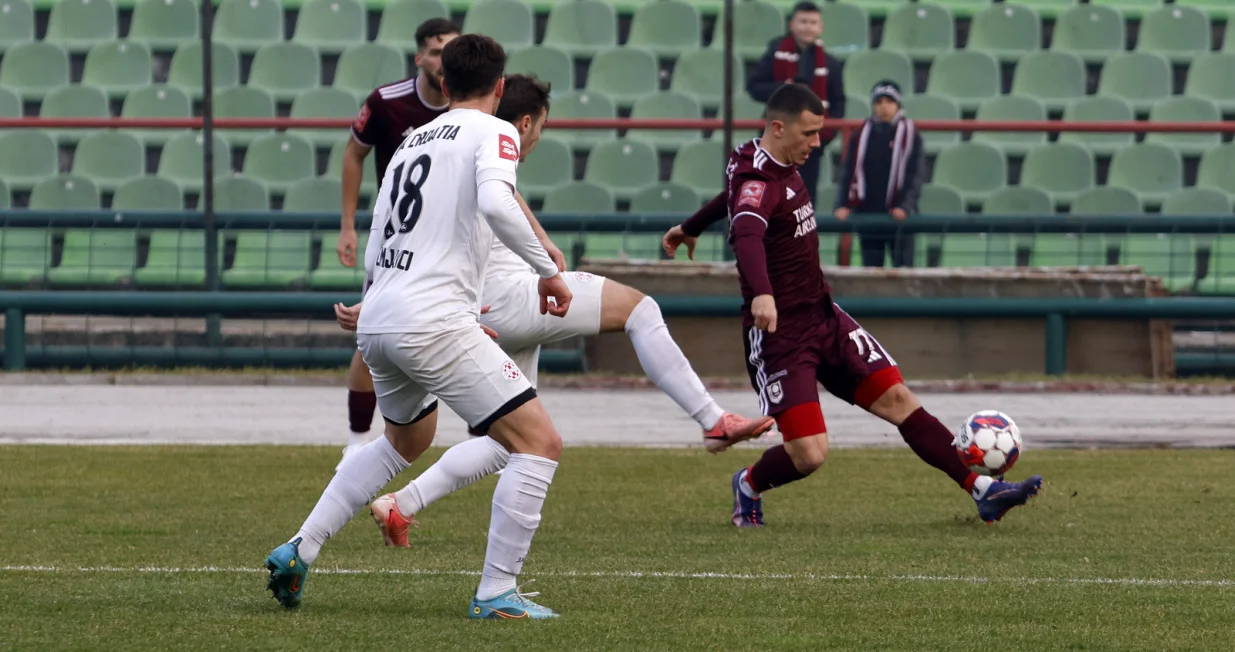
[730,403,826,527]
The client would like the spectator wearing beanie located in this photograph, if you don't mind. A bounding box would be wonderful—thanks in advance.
[834,80,924,268]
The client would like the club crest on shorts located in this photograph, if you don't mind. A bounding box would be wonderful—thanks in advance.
[738,180,766,207]
[573,272,594,282]
[502,360,521,382]
[767,380,783,404]
[498,134,520,161]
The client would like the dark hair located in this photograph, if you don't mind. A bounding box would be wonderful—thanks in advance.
[440,34,507,102]
[765,83,825,122]
[790,1,820,18]
[414,18,459,50]
[496,74,551,124]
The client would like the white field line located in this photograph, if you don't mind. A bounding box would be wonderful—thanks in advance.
[1,565,1232,588]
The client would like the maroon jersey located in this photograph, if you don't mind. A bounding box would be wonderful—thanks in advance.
[351,76,450,182]
[724,139,829,312]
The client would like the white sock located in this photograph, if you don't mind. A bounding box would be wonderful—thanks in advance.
[393,436,510,518]
[293,435,409,565]
[625,296,724,430]
[970,475,995,500]
[475,453,558,601]
[347,431,371,448]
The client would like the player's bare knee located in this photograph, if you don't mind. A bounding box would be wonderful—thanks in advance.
[869,383,921,425]
[787,439,828,475]
[600,280,648,332]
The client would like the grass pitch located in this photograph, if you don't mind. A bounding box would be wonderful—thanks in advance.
[2,445,1233,651]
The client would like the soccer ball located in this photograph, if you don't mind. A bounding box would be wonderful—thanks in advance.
[955,410,1022,476]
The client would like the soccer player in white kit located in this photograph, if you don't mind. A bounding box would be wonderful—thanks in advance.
[265,36,574,619]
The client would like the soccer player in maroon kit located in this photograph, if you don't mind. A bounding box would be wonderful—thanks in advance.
[663,84,1042,527]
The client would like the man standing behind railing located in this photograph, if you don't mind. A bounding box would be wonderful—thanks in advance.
[833,80,924,268]
[746,1,845,206]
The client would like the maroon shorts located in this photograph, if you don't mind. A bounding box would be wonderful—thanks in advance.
[742,299,901,416]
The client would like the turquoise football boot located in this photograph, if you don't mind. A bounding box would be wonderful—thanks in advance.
[468,584,559,620]
[264,537,309,608]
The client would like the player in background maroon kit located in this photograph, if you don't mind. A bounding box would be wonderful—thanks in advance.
[332,19,459,456]
[663,84,1042,527]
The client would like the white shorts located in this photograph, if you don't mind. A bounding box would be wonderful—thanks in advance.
[357,321,536,432]
[481,271,606,386]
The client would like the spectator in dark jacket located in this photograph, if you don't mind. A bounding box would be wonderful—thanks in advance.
[834,80,924,268]
[746,1,844,207]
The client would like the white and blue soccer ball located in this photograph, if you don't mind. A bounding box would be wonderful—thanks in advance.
[954,410,1022,476]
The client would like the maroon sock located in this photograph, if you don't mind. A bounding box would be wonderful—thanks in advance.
[347,390,377,433]
[747,445,810,493]
[898,407,977,491]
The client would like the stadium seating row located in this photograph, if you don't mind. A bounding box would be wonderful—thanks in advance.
[3,223,1234,293]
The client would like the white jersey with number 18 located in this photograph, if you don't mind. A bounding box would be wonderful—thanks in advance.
[359,107,522,334]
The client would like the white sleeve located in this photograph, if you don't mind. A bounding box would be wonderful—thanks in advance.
[474,120,521,190]
[477,178,558,279]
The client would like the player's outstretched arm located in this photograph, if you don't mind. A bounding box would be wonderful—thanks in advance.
[515,190,567,272]
[339,138,373,268]
[478,179,571,316]
[665,190,727,259]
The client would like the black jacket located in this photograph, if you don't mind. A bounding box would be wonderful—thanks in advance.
[834,119,925,214]
[747,36,846,129]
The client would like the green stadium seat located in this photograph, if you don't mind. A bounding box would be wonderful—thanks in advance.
[39,84,110,145]
[29,175,100,210]
[0,179,8,209]
[0,87,19,118]
[670,49,742,111]
[289,87,359,148]
[584,139,659,202]
[82,41,153,100]
[1136,5,1210,65]
[47,229,137,287]
[1107,142,1183,209]
[716,0,783,61]
[112,176,184,210]
[844,0,910,20]
[930,0,992,19]
[926,51,1000,112]
[122,85,192,147]
[0,0,35,54]
[670,139,725,199]
[820,2,870,58]
[1014,0,1076,21]
[845,92,872,120]
[882,3,955,62]
[902,93,960,154]
[542,180,615,214]
[585,48,659,109]
[918,183,966,215]
[462,0,534,51]
[626,0,701,59]
[0,130,58,192]
[334,43,407,101]
[204,174,271,210]
[842,50,913,99]
[0,228,51,286]
[731,92,767,121]
[1011,51,1086,113]
[1059,95,1136,156]
[542,0,618,59]
[128,0,198,52]
[310,231,367,290]
[1020,142,1095,208]
[1146,96,1222,157]
[213,86,276,147]
[1185,54,1235,116]
[293,0,365,54]
[168,42,241,99]
[983,186,1053,215]
[1099,52,1173,115]
[222,231,313,288]
[0,41,70,101]
[1090,0,1163,21]
[214,0,284,54]
[133,229,209,288]
[968,4,1041,64]
[44,0,117,53]
[157,132,231,193]
[243,133,316,196]
[248,43,322,103]
[1121,233,1197,292]
[932,142,1007,208]
[627,91,703,153]
[282,176,342,211]
[939,232,1016,267]
[1176,0,1231,21]
[630,182,700,213]
[546,90,617,151]
[1030,232,1105,267]
[71,131,145,192]
[1198,236,1235,295]
[516,137,572,202]
[507,47,574,96]
[973,95,1047,156]
[376,0,450,53]
[1051,5,1124,65]
[1162,187,1232,216]
[1071,186,1142,217]
[1197,144,1235,200]
[327,139,377,198]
